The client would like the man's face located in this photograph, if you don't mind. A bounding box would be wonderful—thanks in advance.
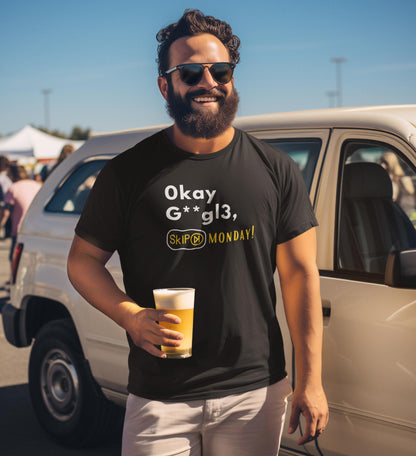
[160,34,239,139]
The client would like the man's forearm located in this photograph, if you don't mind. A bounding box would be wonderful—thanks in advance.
[67,248,139,331]
[282,267,323,386]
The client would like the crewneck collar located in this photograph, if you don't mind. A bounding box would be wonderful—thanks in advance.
[162,128,239,160]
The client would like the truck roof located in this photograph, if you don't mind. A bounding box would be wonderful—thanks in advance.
[72,105,416,162]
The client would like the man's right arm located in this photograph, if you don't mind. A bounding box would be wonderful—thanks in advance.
[67,234,183,357]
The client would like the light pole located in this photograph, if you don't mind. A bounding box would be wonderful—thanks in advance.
[331,58,346,107]
[326,91,338,108]
[42,89,52,131]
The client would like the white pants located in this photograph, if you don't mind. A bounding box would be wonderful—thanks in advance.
[122,377,292,456]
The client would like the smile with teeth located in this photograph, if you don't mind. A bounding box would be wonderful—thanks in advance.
[193,96,218,103]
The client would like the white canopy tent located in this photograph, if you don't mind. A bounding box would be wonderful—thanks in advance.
[0,125,84,162]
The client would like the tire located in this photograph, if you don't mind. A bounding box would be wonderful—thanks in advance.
[28,318,124,447]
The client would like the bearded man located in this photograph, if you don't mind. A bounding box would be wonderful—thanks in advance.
[68,9,328,456]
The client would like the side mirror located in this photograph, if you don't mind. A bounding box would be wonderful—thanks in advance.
[385,249,416,289]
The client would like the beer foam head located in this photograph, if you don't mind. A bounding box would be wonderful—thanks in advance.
[153,288,195,310]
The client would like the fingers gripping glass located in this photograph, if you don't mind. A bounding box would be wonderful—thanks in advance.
[164,62,236,86]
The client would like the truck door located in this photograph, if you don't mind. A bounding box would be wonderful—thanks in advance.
[315,130,416,456]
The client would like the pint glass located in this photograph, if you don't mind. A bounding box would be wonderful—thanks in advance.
[153,288,195,358]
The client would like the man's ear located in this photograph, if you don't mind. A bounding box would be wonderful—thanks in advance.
[158,76,168,101]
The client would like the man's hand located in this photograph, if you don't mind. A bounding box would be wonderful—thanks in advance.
[125,308,184,358]
[288,382,329,445]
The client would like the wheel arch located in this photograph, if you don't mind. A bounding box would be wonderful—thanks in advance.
[20,295,75,347]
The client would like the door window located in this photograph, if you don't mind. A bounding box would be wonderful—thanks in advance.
[265,138,321,191]
[337,141,416,277]
[45,159,107,215]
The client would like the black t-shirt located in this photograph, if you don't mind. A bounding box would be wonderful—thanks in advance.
[75,128,317,401]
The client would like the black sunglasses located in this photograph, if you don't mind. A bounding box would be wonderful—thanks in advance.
[164,62,236,86]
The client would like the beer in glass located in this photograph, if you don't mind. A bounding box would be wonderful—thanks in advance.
[153,288,195,358]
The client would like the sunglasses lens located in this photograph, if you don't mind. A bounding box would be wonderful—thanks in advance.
[211,63,234,84]
[177,63,234,85]
[179,64,204,85]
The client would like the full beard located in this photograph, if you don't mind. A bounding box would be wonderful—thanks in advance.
[166,84,240,139]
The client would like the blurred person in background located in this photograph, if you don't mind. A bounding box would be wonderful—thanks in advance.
[49,144,75,176]
[32,144,76,184]
[0,155,12,195]
[0,164,41,262]
[381,151,415,217]
[0,155,12,238]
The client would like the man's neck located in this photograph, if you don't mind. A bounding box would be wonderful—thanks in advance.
[167,124,235,154]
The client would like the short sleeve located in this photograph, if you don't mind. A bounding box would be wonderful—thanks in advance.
[276,156,318,244]
[75,161,125,252]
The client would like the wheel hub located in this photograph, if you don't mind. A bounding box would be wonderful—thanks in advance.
[40,348,79,421]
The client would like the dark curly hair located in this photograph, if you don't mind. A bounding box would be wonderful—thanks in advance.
[156,9,241,76]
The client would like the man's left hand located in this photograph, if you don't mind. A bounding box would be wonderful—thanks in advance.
[288,383,329,445]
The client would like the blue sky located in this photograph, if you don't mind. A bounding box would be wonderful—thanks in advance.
[1,0,415,136]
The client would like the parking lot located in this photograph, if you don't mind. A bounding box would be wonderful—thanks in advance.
[0,238,121,456]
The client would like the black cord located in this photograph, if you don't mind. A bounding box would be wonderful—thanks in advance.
[314,435,324,456]
[298,420,313,455]
[299,415,325,456]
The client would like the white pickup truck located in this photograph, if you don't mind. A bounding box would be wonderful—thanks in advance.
[3,105,416,455]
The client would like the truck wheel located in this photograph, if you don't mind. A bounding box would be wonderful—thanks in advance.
[28,318,123,447]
